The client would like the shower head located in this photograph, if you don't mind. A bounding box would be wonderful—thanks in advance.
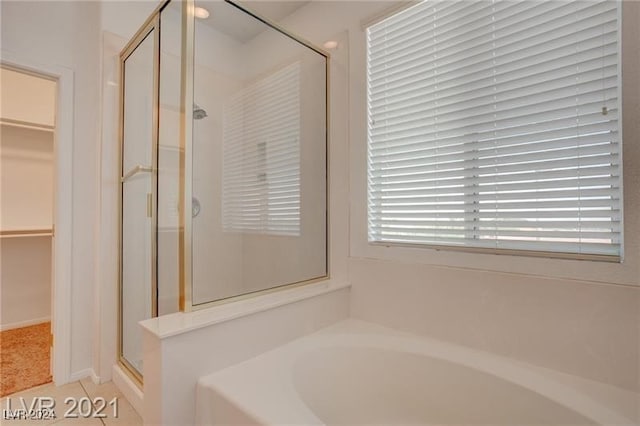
[193,103,208,120]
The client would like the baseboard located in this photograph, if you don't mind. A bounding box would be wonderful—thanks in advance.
[69,368,94,383]
[112,364,143,417]
[0,317,50,331]
[90,369,101,385]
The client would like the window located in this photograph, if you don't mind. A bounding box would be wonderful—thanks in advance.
[367,0,622,259]
[223,62,301,236]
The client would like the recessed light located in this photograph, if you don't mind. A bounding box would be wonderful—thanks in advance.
[323,40,338,50]
[195,6,210,19]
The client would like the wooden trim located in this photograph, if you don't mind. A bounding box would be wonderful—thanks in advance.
[0,118,55,132]
[0,229,53,238]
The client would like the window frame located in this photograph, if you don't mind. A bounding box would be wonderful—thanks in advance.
[347,1,640,287]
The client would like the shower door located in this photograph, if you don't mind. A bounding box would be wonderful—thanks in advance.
[119,17,159,380]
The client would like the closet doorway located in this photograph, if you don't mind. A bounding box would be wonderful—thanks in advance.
[0,66,56,396]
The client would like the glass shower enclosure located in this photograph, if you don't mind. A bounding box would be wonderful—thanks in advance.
[118,0,328,381]
[119,15,159,379]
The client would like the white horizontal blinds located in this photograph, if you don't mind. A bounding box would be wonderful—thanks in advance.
[367,0,621,257]
[223,62,301,236]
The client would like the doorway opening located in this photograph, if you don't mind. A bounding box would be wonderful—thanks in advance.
[0,66,56,396]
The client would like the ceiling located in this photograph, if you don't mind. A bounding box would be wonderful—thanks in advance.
[196,1,310,43]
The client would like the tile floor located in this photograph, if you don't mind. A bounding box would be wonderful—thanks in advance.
[0,379,142,425]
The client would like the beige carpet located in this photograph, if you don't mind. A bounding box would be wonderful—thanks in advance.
[0,322,52,397]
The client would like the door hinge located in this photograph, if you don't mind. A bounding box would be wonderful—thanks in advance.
[147,193,152,218]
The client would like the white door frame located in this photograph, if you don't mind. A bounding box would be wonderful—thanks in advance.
[1,50,74,385]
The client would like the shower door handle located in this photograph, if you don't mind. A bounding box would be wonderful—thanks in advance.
[121,165,153,183]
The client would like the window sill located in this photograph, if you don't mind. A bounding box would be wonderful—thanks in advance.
[368,241,621,264]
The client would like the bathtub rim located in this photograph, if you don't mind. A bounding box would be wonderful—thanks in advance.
[196,318,637,426]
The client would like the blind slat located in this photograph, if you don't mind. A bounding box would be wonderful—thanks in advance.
[222,62,301,236]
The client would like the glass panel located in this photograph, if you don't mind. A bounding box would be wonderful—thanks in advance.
[191,1,327,305]
[158,1,182,316]
[121,29,155,374]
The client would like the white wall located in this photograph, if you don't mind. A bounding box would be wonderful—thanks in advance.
[100,0,160,45]
[1,0,102,379]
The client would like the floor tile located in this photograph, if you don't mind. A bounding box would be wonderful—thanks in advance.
[78,378,141,426]
[79,378,122,402]
[1,380,142,426]
[52,418,104,426]
[101,399,142,426]
[1,381,94,425]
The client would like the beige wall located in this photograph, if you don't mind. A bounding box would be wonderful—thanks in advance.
[0,125,54,231]
[1,237,51,330]
[0,67,56,127]
[0,126,54,331]
[350,257,639,391]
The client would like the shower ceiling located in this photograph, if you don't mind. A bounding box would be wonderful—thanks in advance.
[197,1,310,43]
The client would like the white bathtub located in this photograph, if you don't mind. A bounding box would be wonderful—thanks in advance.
[196,319,637,425]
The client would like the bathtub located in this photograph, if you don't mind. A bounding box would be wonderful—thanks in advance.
[196,319,637,425]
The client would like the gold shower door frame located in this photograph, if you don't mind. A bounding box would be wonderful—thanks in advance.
[117,4,165,385]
